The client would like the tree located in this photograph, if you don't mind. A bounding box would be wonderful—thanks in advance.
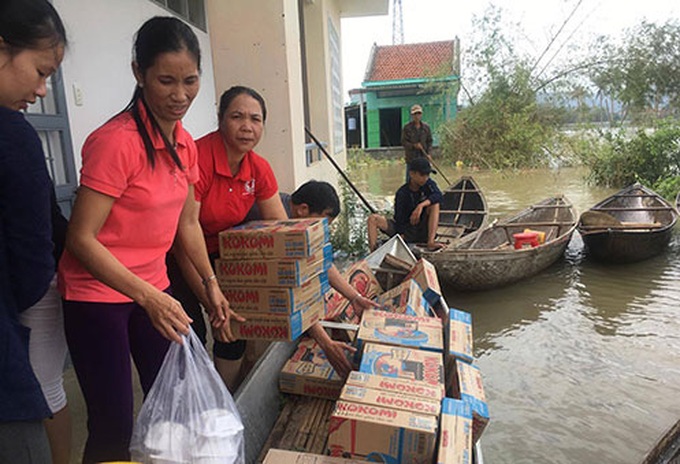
[438,5,565,169]
[589,20,680,124]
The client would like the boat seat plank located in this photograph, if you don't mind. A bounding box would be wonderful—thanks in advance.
[612,193,660,198]
[440,210,487,215]
[593,206,673,212]
[579,222,663,230]
[530,204,572,209]
[256,395,334,463]
[495,221,571,228]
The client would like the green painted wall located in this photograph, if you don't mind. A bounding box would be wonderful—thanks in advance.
[366,109,381,148]
[360,81,459,149]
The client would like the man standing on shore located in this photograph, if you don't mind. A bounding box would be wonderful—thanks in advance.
[401,104,433,164]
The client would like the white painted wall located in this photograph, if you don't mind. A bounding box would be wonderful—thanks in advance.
[303,0,347,185]
[53,0,218,175]
[206,0,307,193]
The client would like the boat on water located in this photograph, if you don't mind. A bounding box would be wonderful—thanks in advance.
[436,176,488,242]
[642,418,680,464]
[232,235,484,463]
[578,183,678,264]
[423,195,577,291]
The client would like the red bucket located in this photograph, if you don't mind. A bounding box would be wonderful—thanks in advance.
[513,232,539,249]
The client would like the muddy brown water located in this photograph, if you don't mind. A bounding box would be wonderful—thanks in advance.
[354,164,680,464]
[65,164,680,463]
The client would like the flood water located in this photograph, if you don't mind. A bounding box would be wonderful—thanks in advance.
[354,163,680,464]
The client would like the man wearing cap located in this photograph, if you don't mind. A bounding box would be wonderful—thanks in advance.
[401,104,433,163]
[367,158,444,252]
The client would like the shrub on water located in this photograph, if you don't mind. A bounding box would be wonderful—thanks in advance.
[577,119,680,189]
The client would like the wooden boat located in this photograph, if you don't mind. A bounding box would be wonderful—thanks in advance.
[642,418,680,464]
[437,176,488,242]
[423,196,577,291]
[233,235,484,463]
[577,183,678,264]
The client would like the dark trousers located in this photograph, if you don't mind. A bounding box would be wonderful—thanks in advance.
[63,297,170,464]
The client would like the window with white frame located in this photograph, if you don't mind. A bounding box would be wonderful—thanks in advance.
[24,71,77,216]
[151,0,206,31]
[328,18,343,154]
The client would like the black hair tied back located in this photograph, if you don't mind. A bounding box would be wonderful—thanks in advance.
[120,17,201,169]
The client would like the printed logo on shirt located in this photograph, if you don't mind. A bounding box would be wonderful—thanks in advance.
[244,178,256,196]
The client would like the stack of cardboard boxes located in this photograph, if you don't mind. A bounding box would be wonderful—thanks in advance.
[445,306,490,450]
[325,259,448,462]
[215,218,332,341]
[270,254,489,464]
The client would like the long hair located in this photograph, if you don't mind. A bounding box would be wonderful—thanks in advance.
[120,17,201,169]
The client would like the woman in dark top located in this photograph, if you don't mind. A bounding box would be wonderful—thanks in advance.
[0,0,67,463]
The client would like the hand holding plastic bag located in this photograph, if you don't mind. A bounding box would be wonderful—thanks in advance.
[130,329,245,464]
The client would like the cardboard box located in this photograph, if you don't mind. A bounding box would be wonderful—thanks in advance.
[215,243,332,287]
[359,342,444,396]
[357,310,444,352]
[340,384,440,417]
[279,337,344,400]
[229,299,322,341]
[453,361,489,443]
[405,258,442,307]
[437,398,473,464]
[220,272,329,314]
[375,279,431,317]
[446,308,473,366]
[218,217,329,260]
[327,400,437,462]
[324,260,383,324]
[263,449,365,464]
[345,371,443,402]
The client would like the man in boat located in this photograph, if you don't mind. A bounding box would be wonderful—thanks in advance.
[401,104,433,164]
[245,180,379,378]
[367,158,445,252]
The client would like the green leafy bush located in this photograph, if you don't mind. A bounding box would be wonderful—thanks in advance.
[576,120,680,191]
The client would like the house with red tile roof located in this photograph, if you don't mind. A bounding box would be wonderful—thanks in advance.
[346,39,460,150]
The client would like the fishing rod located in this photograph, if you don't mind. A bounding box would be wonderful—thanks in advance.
[304,127,377,215]
[419,147,452,186]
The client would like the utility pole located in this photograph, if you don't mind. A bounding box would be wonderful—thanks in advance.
[392,0,404,45]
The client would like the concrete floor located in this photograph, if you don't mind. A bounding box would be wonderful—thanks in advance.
[64,364,144,464]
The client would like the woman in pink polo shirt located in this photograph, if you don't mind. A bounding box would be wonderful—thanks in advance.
[57,17,234,464]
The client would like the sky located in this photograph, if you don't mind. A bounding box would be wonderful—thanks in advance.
[340,0,679,99]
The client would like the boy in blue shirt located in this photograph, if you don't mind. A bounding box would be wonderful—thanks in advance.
[368,158,444,252]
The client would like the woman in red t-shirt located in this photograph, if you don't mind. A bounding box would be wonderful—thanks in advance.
[169,86,288,390]
[58,18,233,464]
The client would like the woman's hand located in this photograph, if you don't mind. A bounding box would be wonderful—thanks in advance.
[321,339,356,379]
[307,323,356,378]
[205,280,245,342]
[350,294,380,320]
[139,289,193,344]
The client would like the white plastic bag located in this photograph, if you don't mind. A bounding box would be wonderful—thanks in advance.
[130,329,245,464]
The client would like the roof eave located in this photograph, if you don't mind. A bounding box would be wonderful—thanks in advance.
[362,75,459,87]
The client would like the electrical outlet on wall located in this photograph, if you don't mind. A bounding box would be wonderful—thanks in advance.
[72,82,84,106]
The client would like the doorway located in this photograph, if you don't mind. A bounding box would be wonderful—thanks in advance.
[379,108,402,147]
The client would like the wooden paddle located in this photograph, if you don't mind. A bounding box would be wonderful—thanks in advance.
[579,210,622,227]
